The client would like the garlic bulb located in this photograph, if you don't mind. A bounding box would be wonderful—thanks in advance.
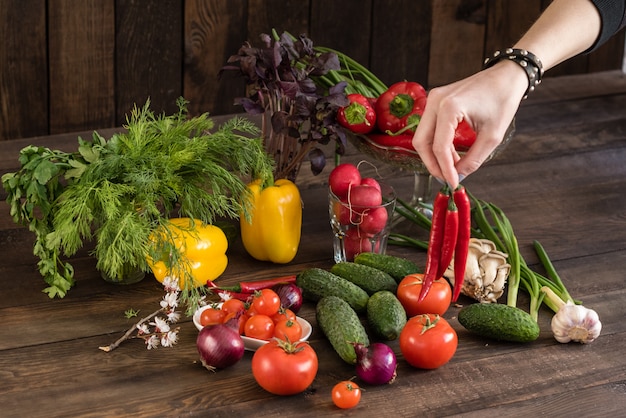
[542,286,602,344]
[445,238,510,303]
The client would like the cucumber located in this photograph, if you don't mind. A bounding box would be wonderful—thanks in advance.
[296,268,369,313]
[330,261,398,295]
[354,252,421,283]
[457,303,540,343]
[316,296,369,364]
[366,290,407,341]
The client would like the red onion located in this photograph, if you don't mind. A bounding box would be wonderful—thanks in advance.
[272,283,303,314]
[196,318,244,371]
[353,342,397,385]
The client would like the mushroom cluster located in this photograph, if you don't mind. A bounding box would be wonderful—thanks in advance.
[445,238,510,303]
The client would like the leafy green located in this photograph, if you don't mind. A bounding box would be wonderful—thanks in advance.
[2,98,274,301]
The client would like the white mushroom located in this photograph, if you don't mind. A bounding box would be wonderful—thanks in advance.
[446,238,510,303]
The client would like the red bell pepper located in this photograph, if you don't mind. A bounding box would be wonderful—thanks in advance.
[337,93,377,134]
[453,120,477,151]
[375,81,427,135]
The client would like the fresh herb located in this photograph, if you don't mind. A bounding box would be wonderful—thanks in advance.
[220,31,350,181]
[2,98,274,300]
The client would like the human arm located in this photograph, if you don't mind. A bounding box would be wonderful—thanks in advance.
[412,0,608,189]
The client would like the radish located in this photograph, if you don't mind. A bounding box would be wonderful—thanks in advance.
[360,177,381,192]
[329,163,361,197]
[347,184,383,207]
[359,206,389,234]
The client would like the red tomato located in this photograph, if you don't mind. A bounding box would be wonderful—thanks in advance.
[244,314,275,340]
[273,318,303,342]
[252,340,318,395]
[271,307,297,323]
[221,298,246,316]
[329,163,361,198]
[251,288,281,317]
[396,273,452,316]
[399,314,458,369]
[199,306,226,327]
[331,380,361,409]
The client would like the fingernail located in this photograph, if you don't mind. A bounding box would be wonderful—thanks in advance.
[458,174,466,183]
[434,177,445,185]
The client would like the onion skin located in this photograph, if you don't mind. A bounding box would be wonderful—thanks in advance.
[354,343,397,385]
[196,321,245,370]
[272,283,303,314]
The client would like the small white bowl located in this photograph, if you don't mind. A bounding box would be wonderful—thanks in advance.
[193,304,312,351]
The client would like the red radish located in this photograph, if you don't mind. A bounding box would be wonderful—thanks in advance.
[329,164,361,197]
[360,177,381,192]
[347,185,383,207]
[359,206,389,234]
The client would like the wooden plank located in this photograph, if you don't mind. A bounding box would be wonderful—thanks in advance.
[115,0,183,123]
[48,0,116,134]
[309,0,373,68]
[370,0,432,88]
[0,0,48,141]
[183,0,247,117]
[247,0,310,39]
[428,0,486,87]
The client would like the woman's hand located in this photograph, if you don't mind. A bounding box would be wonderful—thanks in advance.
[412,61,527,189]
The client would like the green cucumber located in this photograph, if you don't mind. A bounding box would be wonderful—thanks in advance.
[366,290,407,341]
[296,268,369,313]
[457,303,540,342]
[330,261,398,295]
[316,296,369,364]
[354,252,421,283]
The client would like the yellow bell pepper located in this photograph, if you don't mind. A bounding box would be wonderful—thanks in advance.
[148,217,228,288]
[240,178,302,264]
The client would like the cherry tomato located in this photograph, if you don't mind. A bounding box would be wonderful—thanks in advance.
[271,307,297,323]
[223,310,249,335]
[399,314,458,369]
[199,306,226,327]
[273,318,303,342]
[331,380,361,409]
[244,314,275,340]
[396,273,452,316]
[221,298,246,316]
[251,288,281,317]
[252,340,318,395]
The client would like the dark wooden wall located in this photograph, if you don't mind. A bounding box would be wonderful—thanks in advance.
[1,0,624,141]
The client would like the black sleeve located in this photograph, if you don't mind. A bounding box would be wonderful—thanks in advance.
[587,0,626,52]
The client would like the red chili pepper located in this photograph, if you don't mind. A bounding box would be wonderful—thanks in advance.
[436,196,459,279]
[206,275,297,293]
[419,187,450,302]
[451,185,471,302]
[375,81,427,135]
[453,120,477,152]
[337,93,377,134]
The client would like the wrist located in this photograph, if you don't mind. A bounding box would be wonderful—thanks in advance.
[483,48,544,99]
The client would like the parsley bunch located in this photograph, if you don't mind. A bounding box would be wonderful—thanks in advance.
[2,98,274,299]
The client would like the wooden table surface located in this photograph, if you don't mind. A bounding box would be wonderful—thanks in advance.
[1,71,626,417]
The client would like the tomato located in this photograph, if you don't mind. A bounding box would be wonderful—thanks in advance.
[244,314,275,340]
[273,318,303,342]
[221,298,246,316]
[396,273,452,316]
[399,314,458,369]
[252,340,318,395]
[251,288,281,317]
[331,380,361,409]
[223,311,248,335]
[199,306,226,327]
[271,307,297,323]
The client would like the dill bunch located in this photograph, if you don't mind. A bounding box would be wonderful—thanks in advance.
[2,98,274,301]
